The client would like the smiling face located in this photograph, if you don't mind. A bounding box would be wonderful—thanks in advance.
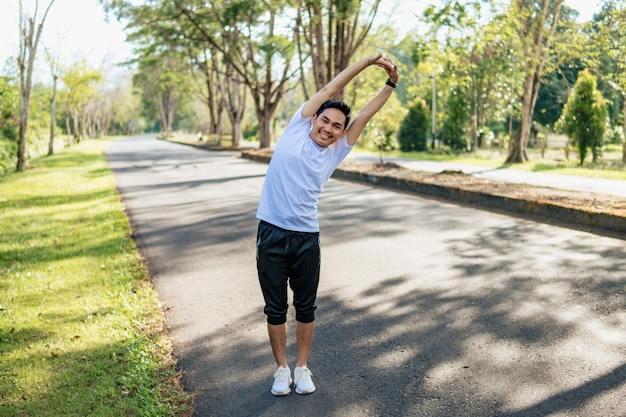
[309,108,347,148]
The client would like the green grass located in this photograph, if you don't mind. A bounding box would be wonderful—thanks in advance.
[0,139,192,417]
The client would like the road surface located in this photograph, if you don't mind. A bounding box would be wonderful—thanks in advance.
[106,135,626,417]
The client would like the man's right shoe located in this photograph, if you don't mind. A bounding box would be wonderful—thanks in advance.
[271,366,292,396]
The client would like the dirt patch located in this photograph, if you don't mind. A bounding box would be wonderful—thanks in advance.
[337,159,626,217]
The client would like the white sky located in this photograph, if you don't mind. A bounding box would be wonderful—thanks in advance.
[0,0,131,72]
[0,0,601,79]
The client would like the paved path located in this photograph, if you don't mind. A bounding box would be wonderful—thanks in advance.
[106,135,626,417]
[347,154,626,198]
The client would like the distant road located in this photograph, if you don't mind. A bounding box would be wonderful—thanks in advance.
[107,135,626,417]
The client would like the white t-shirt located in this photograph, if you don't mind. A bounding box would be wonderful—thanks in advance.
[256,104,354,232]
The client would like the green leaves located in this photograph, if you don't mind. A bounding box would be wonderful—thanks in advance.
[556,69,608,164]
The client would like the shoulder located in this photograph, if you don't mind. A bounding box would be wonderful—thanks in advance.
[283,104,311,133]
[291,104,309,123]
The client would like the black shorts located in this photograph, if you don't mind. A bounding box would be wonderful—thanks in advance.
[256,221,320,325]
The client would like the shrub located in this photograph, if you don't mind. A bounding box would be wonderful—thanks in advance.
[397,97,430,152]
[0,76,18,141]
[556,69,608,164]
[439,84,469,151]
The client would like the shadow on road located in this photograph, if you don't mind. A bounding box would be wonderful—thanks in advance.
[173,180,626,416]
[107,139,625,416]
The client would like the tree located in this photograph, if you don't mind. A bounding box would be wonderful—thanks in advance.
[102,0,387,148]
[183,25,246,146]
[506,0,564,163]
[45,46,61,155]
[556,69,608,164]
[528,2,588,131]
[132,50,190,138]
[16,0,56,171]
[590,0,626,163]
[439,83,469,151]
[119,1,236,141]
[94,73,142,136]
[533,62,582,129]
[174,0,298,148]
[58,61,102,143]
[421,0,518,151]
[295,0,382,100]
[397,97,430,152]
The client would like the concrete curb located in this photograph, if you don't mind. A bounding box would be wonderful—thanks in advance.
[240,150,626,239]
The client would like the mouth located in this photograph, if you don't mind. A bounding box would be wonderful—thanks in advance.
[319,130,332,141]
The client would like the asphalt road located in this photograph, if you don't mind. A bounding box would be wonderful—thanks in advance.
[106,135,626,417]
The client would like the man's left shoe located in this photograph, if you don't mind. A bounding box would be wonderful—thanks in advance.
[294,366,316,394]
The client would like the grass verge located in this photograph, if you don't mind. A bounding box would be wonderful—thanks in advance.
[0,138,193,416]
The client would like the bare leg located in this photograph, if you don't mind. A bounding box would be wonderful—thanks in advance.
[296,320,315,367]
[267,323,288,368]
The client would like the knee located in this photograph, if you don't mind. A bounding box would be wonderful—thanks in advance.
[295,306,316,323]
[264,306,287,325]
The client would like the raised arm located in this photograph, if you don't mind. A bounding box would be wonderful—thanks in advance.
[301,54,387,119]
[346,57,399,146]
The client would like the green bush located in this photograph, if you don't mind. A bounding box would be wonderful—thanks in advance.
[243,122,259,140]
[397,97,430,152]
[0,139,17,174]
[556,69,608,164]
[0,76,19,141]
[439,84,469,151]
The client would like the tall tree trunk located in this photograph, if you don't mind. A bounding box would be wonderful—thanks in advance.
[471,64,478,151]
[257,110,271,149]
[73,109,81,143]
[167,95,177,134]
[65,115,72,145]
[255,94,281,149]
[507,0,563,164]
[16,0,56,171]
[231,121,243,148]
[197,55,222,136]
[623,96,626,163]
[17,71,31,170]
[48,74,57,155]
[157,91,174,137]
[508,74,534,163]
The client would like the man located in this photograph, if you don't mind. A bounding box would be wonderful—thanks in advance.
[256,53,399,396]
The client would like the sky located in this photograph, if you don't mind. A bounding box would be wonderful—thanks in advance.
[0,0,131,71]
[0,0,602,78]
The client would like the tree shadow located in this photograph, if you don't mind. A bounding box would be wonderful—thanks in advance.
[106,137,626,416]
[171,178,626,415]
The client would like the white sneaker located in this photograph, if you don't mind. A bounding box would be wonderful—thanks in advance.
[271,366,292,396]
[294,366,315,394]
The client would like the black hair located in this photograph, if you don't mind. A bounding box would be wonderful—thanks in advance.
[316,100,351,128]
